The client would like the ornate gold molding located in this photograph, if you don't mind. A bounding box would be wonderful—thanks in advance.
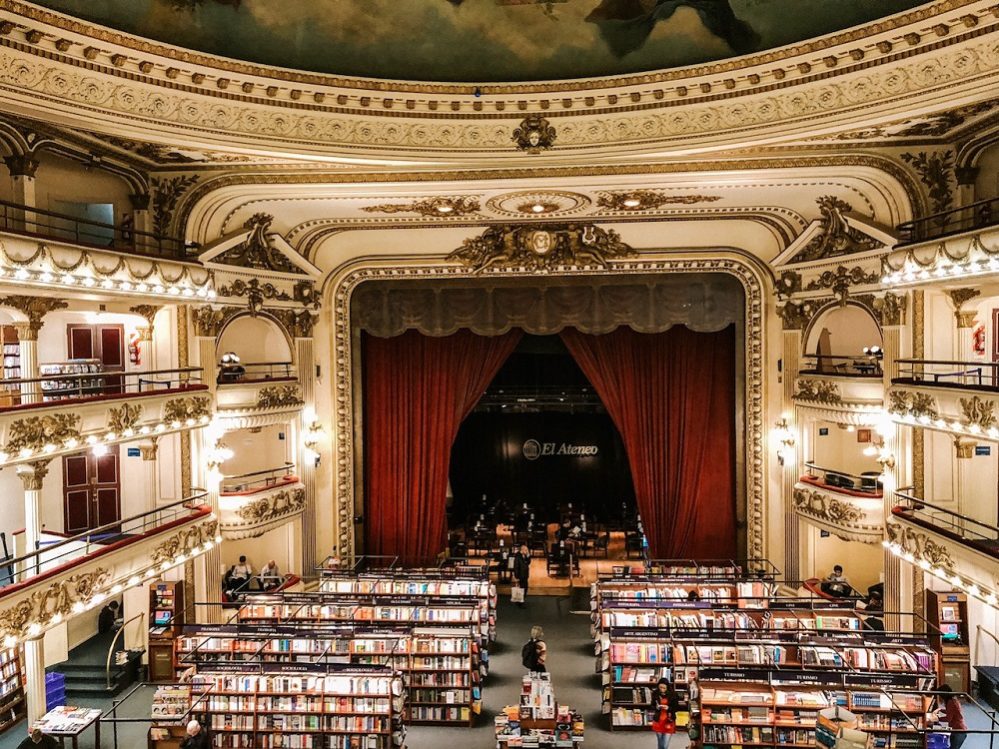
[106,402,143,435]
[15,459,50,491]
[793,488,863,523]
[791,196,881,262]
[448,223,635,273]
[596,190,722,212]
[150,519,219,565]
[361,197,480,218]
[887,521,955,569]
[225,488,306,538]
[270,308,317,339]
[192,305,241,338]
[0,295,68,334]
[4,413,81,454]
[212,213,299,274]
[329,254,769,561]
[129,304,162,329]
[804,265,881,304]
[163,396,212,425]
[0,568,111,640]
[959,395,996,430]
[256,385,304,410]
[793,379,842,405]
[887,389,939,420]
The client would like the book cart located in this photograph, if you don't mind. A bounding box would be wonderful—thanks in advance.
[495,672,585,748]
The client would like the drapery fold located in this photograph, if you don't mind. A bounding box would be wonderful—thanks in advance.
[559,326,737,559]
[363,329,523,564]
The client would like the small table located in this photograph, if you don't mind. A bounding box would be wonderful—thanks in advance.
[34,706,102,749]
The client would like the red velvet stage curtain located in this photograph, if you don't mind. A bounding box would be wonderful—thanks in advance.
[363,329,523,564]
[560,326,736,559]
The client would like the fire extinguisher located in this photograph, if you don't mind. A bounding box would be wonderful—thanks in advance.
[128,331,141,365]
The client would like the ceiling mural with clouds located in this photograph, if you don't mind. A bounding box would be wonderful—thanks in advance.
[33,0,931,83]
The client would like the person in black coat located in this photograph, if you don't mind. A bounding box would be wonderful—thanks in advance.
[512,544,531,608]
[17,728,58,749]
[649,678,680,749]
[180,720,210,749]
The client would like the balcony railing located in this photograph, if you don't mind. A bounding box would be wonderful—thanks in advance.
[0,367,205,411]
[893,359,999,390]
[896,196,999,245]
[217,361,296,385]
[0,198,190,260]
[221,464,297,495]
[0,492,210,590]
[893,489,999,559]
[800,354,883,377]
[802,462,883,496]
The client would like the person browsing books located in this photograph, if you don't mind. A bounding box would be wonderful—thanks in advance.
[522,625,545,671]
[17,728,58,749]
[512,544,531,608]
[936,685,968,749]
[181,719,210,749]
[649,678,680,749]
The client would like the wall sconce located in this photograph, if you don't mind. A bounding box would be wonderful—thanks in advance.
[774,417,796,466]
[863,433,896,472]
[303,406,323,466]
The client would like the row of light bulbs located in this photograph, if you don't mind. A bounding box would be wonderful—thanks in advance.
[883,540,999,609]
[0,266,215,298]
[892,411,999,438]
[882,257,999,286]
[2,531,222,648]
[0,414,212,464]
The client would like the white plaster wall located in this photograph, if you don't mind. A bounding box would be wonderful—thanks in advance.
[802,523,883,592]
[810,419,882,476]
[33,152,132,226]
[217,315,293,366]
[222,424,292,477]
[804,304,882,358]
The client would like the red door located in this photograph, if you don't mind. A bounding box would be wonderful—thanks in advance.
[63,447,121,534]
[66,324,125,394]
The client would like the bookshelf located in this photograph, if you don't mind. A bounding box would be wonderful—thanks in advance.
[697,680,933,749]
[176,623,483,726]
[190,664,406,749]
[0,646,25,733]
[926,590,970,692]
[149,581,185,682]
[38,359,104,401]
[0,326,19,408]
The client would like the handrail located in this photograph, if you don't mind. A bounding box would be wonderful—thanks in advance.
[1,366,203,388]
[106,611,144,690]
[894,488,999,536]
[221,463,296,494]
[892,359,993,389]
[800,353,883,377]
[0,491,209,590]
[803,462,883,495]
[977,624,999,657]
[217,361,296,384]
[896,195,999,245]
[896,358,998,367]
[0,198,190,259]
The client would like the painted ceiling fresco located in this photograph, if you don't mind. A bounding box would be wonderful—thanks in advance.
[33,0,931,83]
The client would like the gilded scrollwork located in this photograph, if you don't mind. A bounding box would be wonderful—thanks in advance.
[873,292,907,326]
[361,197,480,218]
[0,295,69,335]
[804,265,881,303]
[163,396,212,424]
[595,191,721,211]
[216,278,293,314]
[793,488,864,524]
[4,413,81,453]
[792,196,880,262]
[235,488,306,524]
[886,522,955,569]
[959,396,996,430]
[256,385,304,410]
[512,115,556,154]
[0,568,110,640]
[150,519,220,565]
[212,213,300,274]
[271,308,317,339]
[448,223,635,273]
[107,402,143,434]
[191,305,241,338]
[793,379,842,405]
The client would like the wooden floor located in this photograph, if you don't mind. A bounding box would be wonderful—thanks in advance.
[460,525,641,595]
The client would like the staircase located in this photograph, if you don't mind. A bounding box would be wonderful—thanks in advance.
[48,632,143,701]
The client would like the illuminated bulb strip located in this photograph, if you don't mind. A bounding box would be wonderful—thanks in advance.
[884,540,999,610]
[0,265,214,297]
[887,410,999,441]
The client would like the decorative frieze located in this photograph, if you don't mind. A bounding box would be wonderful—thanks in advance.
[886,522,955,569]
[793,488,863,523]
[256,385,304,410]
[4,413,81,455]
[149,518,220,566]
[0,569,111,640]
[959,396,996,430]
[791,196,880,262]
[887,389,939,420]
[106,402,142,435]
[163,396,212,425]
[212,213,298,274]
[793,379,842,405]
[361,197,480,218]
[804,265,881,303]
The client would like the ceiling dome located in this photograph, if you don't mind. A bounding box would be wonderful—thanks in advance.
[33,0,931,83]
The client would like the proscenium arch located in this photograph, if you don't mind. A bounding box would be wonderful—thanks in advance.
[322,249,772,564]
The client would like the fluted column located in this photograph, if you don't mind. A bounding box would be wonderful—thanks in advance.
[3,155,38,232]
[782,328,802,582]
[954,439,978,534]
[141,440,161,505]
[295,336,318,575]
[23,636,45,722]
[13,323,39,404]
[16,460,49,569]
[881,323,907,627]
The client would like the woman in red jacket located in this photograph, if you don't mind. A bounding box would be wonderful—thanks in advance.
[649,678,680,749]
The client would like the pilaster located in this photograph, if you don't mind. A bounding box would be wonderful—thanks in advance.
[3,155,38,232]
[295,336,318,574]
[23,636,45,723]
[12,323,39,404]
[781,328,802,582]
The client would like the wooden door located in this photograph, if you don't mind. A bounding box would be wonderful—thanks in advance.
[63,447,121,534]
[66,323,125,394]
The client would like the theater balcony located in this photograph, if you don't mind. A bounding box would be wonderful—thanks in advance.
[882,197,999,290]
[793,463,884,544]
[887,359,999,440]
[0,493,218,645]
[215,363,303,428]
[0,368,210,468]
[887,489,999,607]
[0,199,214,302]
[218,464,305,540]
[792,366,884,424]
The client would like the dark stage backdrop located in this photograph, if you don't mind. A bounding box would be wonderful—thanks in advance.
[449,412,636,523]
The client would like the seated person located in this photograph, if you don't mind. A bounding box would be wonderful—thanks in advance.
[820,565,852,597]
[258,560,282,591]
[217,352,245,384]
[17,728,58,749]
[97,600,121,634]
[229,555,253,592]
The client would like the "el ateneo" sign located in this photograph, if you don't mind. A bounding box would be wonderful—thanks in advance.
[522,439,599,460]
